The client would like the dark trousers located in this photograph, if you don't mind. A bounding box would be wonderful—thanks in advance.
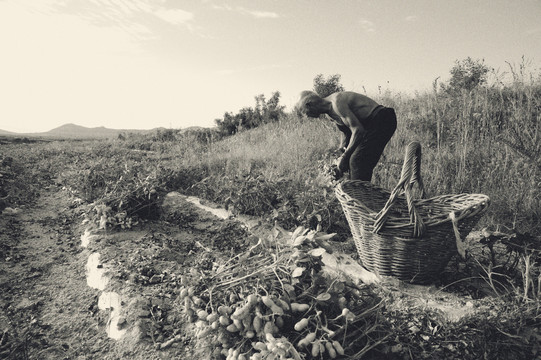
[349,107,397,181]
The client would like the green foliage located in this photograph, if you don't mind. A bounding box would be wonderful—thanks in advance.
[186,170,347,235]
[117,127,220,153]
[214,91,285,136]
[59,154,162,222]
[51,141,209,229]
[443,57,491,93]
[313,73,345,97]
[0,153,39,208]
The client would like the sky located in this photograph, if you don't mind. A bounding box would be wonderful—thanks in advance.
[1,0,540,133]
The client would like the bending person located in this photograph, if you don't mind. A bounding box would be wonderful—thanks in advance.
[296,91,396,181]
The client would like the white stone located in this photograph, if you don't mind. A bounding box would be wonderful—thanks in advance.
[86,253,109,290]
[98,292,127,340]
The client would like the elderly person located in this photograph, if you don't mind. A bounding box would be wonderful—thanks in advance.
[296,91,396,181]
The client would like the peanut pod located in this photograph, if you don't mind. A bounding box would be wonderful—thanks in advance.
[219,315,231,326]
[226,323,240,332]
[207,313,219,323]
[332,341,345,355]
[252,342,268,351]
[261,296,284,315]
[325,341,337,358]
[218,305,232,315]
[311,340,321,357]
[197,309,208,320]
[297,332,317,347]
[253,315,263,333]
[294,318,309,331]
[290,303,310,312]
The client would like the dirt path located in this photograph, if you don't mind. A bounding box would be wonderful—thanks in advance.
[0,184,114,359]
[0,185,261,359]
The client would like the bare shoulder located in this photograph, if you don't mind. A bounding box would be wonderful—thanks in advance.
[328,91,370,103]
[328,92,369,111]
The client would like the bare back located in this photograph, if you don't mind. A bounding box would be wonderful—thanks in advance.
[325,91,381,129]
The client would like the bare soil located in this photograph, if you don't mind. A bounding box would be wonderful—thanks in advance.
[0,183,255,359]
[1,160,537,360]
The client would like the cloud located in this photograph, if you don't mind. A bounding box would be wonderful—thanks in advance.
[525,27,541,36]
[243,9,279,19]
[211,4,233,11]
[405,15,418,22]
[212,4,279,19]
[40,0,196,39]
[217,63,291,76]
[359,19,375,33]
[154,8,194,25]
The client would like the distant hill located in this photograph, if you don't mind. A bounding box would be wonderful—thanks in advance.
[0,129,18,136]
[41,123,157,139]
[0,123,188,139]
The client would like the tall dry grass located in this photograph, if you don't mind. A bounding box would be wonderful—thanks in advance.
[176,68,540,234]
[371,68,541,233]
[199,116,338,181]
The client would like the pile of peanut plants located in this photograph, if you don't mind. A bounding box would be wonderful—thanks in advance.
[177,227,387,359]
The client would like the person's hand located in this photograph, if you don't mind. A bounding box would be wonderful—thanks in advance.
[330,164,343,180]
[337,156,349,173]
[331,147,345,158]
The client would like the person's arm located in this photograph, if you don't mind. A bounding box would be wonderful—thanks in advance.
[337,107,365,173]
[336,123,351,153]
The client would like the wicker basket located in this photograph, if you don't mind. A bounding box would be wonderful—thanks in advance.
[335,142,490,284]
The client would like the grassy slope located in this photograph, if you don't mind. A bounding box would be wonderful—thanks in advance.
[185,81,541,234]
[192,85,540,264]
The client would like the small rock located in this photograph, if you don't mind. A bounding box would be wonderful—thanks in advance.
[136,309,151,318]
[117,317,127,328]
[15,298,37,310]
[2,207,20,215]
[409,325,420,334]
[149,275,162,284]
[127,274,137,283]
[28,271,42,278]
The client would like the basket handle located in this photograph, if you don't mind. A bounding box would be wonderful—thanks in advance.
[373,142,426,236]
[450,211,466,258]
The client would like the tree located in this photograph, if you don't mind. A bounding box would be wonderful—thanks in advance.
[214,91,285,136]
[260,91,285,123]
[313,74,345,98]
[445,57,490,93]
[215,112,238,136]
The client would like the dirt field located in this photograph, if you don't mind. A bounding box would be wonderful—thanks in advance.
[1,140,540,360]
[0,181,261,359]
[0,181,517,360]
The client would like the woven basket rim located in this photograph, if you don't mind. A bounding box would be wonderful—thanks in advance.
[336,180,490,228]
